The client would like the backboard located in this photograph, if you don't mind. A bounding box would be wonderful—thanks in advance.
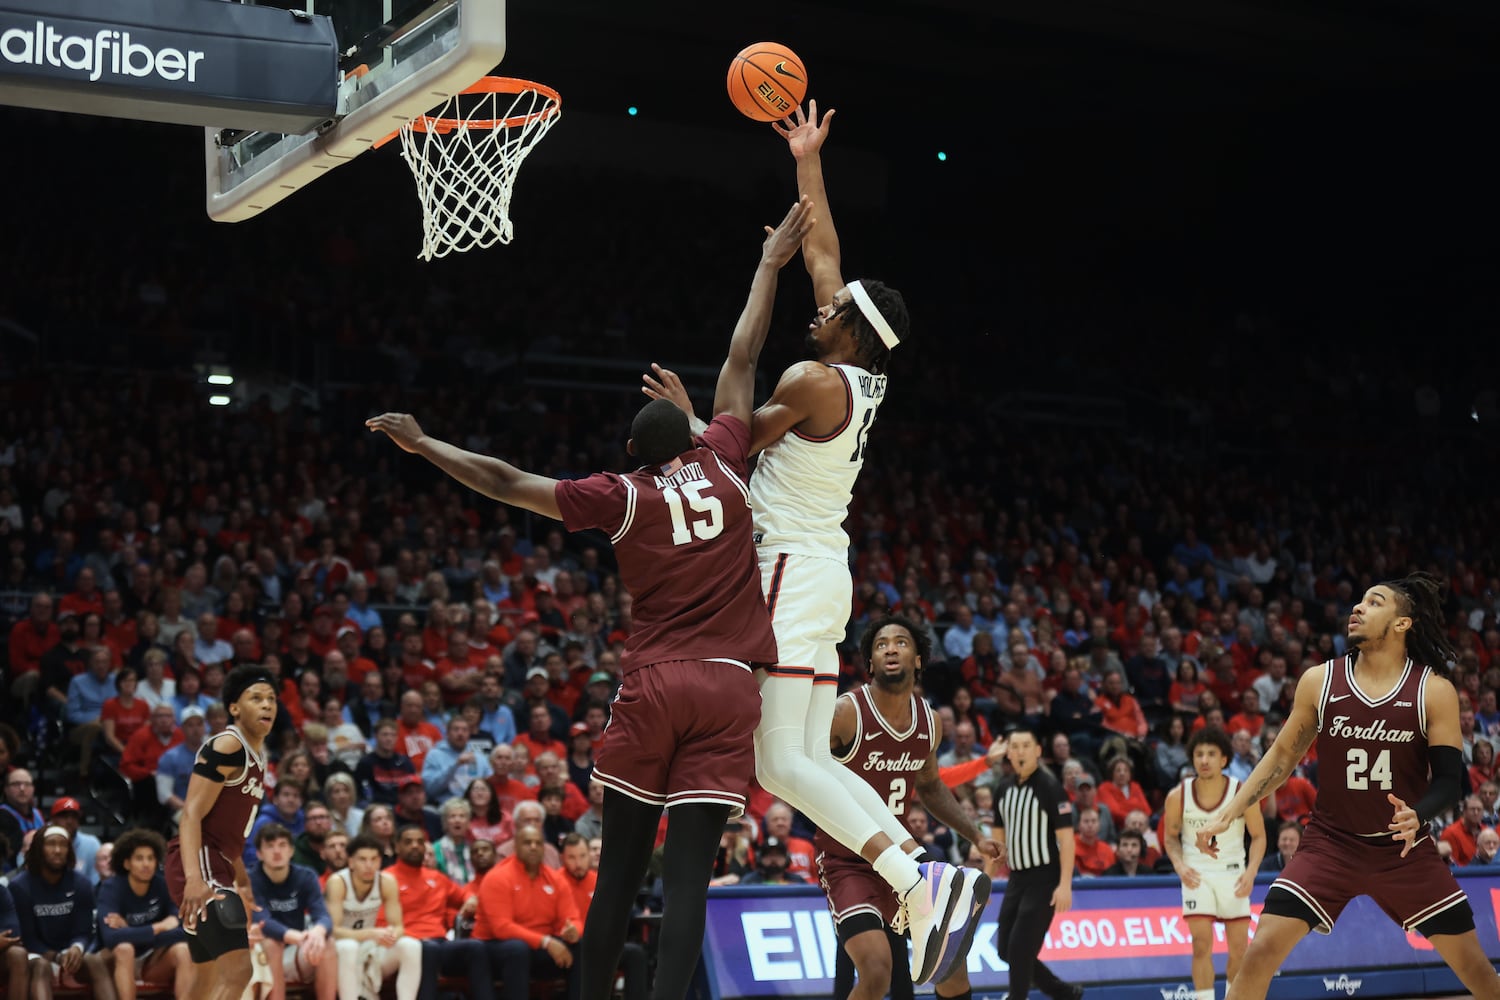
[204,0,505,222]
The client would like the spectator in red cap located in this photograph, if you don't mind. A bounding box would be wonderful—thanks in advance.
[394,775,443,841]
[566,722,595,794]
[335,625,378,685]
[49,797,102,885]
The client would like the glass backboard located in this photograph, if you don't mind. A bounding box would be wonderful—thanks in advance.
[204,0,504,222]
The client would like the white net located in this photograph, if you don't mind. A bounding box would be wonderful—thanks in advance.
[397,79,561,261]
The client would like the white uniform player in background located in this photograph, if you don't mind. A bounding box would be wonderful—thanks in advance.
[643,101,987,986]
[326,835,421,1000]
[1164,726,1267,1000]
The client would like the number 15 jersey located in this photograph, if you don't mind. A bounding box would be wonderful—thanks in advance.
[555,413,778,675]
[1314,654,1432,838]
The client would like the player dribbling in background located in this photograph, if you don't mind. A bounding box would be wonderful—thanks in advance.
[1163,726,1265,1000]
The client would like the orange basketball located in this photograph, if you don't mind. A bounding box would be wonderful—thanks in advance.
[726,42,808,123]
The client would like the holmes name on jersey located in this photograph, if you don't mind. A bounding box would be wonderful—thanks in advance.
[863,750,926,773]
[1326,716,1416,743]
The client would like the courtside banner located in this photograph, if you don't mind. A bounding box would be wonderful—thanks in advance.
[700,872,1500,1000]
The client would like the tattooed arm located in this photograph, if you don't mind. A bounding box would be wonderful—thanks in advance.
[1195,664,1325,858]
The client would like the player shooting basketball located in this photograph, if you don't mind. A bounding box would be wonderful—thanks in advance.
[1195,573,1500,1000]
[644,101,989,985]
[369,198,818,1000]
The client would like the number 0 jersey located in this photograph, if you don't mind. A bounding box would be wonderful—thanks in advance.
[815,684,935,865]
[1315,654,1432,838]
[749,363,885,560]
[554,413,777,674]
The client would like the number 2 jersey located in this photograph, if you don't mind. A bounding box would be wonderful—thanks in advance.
[815,684,936,865]
[1314,654,1433,838]
[554,413,777,673]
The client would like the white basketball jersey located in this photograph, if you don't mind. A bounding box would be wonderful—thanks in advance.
[335,869,384,930]
[749,362,886,560]
[1180,776,1247,874]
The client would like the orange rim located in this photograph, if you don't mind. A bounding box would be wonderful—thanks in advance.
[374,77,560,148]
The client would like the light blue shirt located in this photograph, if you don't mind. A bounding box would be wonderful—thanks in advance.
[65,672,117,726]
[156,742,198,805]
[421,739,493,802]
[481,704,517,745]
[346,602,384,633]
[943,623,978,661]
[73,831,101,885]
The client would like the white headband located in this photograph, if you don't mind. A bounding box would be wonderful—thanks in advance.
[42,825,70,841]
[846,280,900,351]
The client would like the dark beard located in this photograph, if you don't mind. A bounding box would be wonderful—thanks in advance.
[804,331,820,356]
[873,669,908,692]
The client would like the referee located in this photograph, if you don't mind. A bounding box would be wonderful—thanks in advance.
[993,724,1084,1000]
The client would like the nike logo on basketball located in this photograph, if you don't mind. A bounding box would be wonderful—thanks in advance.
[774,61,805,82]
[1329,694,1351,703]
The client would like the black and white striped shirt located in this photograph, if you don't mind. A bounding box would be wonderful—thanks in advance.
[995,766,1073,872]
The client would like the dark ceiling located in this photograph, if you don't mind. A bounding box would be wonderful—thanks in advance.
[504,0,1500,138]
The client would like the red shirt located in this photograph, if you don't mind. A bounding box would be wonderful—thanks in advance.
[8,620,58,676]
[562,867,597,930]
[513,733,566,766]
[1442,821,1479,867]
[1097,780,1151,827]
[436,656,483,706]
[1273,775,1317,824]
[535,782,590,822]
[101,697,152,746]
[782,835,816,878]
[1074,836,1117,877]
[391,860,470,939]
[1225,711,1265,740]
[398,720,443,770]
[553,414,778,673]
[472,856,580,947]
[489,775,536,815]
[59,591,104,619]
[120,725,182,782]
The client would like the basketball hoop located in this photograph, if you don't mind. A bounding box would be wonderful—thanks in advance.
[381,77,561,261]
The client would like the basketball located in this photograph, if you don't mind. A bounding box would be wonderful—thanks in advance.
[726,42,808,122]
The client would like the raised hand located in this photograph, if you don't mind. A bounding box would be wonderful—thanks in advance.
[641,364,696,419]
[1387,792,1420,857]
[760,196,816,269]
[365,413,428,454]
[773,100,836,159]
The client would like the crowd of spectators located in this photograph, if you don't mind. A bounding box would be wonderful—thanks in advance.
[1,107,1498,997]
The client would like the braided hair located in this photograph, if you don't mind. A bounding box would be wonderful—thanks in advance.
[1382,572,1457,678]
[842,280,909,376]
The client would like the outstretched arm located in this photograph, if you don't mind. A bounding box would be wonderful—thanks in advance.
[366,414,562,521]
[775,101,844,306]
[710,197,816,424]
[1196,664,1325,857]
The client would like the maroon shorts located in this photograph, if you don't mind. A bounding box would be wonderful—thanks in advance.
[165,838,237,903]
[1272,817,1468,933]
[818,849,901,931]
[593,659,760,815]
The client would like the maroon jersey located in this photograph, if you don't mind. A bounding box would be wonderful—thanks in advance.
[167,726,268,895]
[554,413,777,673]
[1314,655,1432,837]
[816,685,936,864]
